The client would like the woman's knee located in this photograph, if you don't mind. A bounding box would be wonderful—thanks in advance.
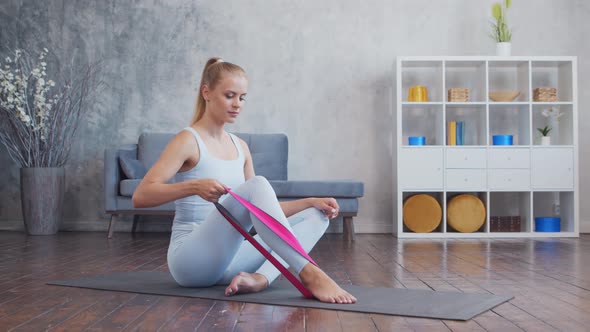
[248,175,270,187]
[304,207,330,231]
[246,175,275,193]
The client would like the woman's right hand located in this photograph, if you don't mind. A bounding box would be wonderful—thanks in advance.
[191,179,228,202]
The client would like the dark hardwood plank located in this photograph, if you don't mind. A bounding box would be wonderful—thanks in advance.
[196,301,243,331]
[48,292,137,332]
[158,298,216,331]
[121,296,188,331]
[305,308,342,332]
[269,306,305,331]
[85,294,160,331]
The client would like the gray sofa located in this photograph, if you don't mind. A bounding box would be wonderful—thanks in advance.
[105,132,364,241]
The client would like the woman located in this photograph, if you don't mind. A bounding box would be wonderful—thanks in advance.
[132,57,356,304]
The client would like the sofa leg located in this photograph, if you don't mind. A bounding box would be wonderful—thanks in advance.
[107,214,118,239]
[343,216,355,242]
[132,215,139,234]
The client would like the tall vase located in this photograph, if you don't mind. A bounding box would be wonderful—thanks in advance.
[20,167,65,235]
[496,42,511,56]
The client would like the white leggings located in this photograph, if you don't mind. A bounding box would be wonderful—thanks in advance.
[167,176,330,287]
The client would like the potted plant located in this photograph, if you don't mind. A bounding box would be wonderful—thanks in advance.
[490,0,513,56]
[537,125,552,145]
[0,48,102,235]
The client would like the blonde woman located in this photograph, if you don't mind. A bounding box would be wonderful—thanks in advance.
[133,58,356,304]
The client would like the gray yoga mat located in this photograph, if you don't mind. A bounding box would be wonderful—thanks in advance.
[48,271,512,321]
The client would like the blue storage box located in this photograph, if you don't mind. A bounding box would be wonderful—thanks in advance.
[408,136,426,145]
[492,135,513,145]
[535,217,561,232]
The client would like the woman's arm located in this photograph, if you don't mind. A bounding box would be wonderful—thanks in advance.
[132,131,226,208]
[279,199,314,218]
[280,197,339,218]
[240,139,256,181]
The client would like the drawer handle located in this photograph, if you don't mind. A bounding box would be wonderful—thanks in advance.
[464,178,468,182]
[507,178,512,182]
[507,157,512,161]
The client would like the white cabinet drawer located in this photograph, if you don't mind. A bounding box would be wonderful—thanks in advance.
[489,148,530,168]
[446,148,486,168]
[446,169,486,190]
[399,148,443,189]
[532,148,574,189]
[488,169,530,190]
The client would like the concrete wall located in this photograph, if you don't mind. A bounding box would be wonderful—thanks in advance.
[1,0,589,234]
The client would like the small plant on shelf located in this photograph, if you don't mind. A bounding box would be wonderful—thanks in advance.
[537,125,552,137]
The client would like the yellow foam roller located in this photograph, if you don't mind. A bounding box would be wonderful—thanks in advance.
[403,194,442,233]
[447,194,486,233]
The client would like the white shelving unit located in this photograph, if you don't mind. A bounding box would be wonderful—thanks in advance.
[395,56,578,238]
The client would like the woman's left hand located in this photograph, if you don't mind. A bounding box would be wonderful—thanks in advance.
[310,197,339,219]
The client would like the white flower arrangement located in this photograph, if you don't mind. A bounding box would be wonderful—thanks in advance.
[0,48,101,167]
[541,107,564,121]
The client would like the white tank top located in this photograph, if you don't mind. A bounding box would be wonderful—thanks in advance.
[172,127,246,232]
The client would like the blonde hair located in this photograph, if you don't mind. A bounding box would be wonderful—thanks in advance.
[191,57,247,125]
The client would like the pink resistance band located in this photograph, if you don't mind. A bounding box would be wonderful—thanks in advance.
[214,188,317,299]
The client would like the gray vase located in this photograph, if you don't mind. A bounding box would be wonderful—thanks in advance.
[20,167,65,235]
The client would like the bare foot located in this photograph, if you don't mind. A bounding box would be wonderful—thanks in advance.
[299,263,357,304]
[225,272,269,296]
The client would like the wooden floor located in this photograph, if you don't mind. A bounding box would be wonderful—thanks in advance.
[0,232,589,331]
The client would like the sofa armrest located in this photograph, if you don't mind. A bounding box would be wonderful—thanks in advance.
[104,144,137,213]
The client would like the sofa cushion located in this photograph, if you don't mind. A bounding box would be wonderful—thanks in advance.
[269,180,364,198]
[120,179,141,197]
[119,155,147,179]
[137,133,175,169]
[234,133,287,181]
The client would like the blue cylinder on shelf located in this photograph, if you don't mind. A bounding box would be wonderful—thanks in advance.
[408,136,426,145]
[492,135,513,145]
[535,217,561,232]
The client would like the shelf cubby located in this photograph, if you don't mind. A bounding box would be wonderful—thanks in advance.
[445,105,487,146]
[445,60,486,102]
[531,61,573,102]
[402,104,444,146]
[489,104,530,145]
[533,191,574,232]
[488,60,530,102]
[532,104,573,145]
[401,61,443,102]
[445,192,487,233]
[402,192,444,233]
[489,192,531,233]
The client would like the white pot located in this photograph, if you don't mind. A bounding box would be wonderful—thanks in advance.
[541,136,551,145]
[496,42,511,56]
